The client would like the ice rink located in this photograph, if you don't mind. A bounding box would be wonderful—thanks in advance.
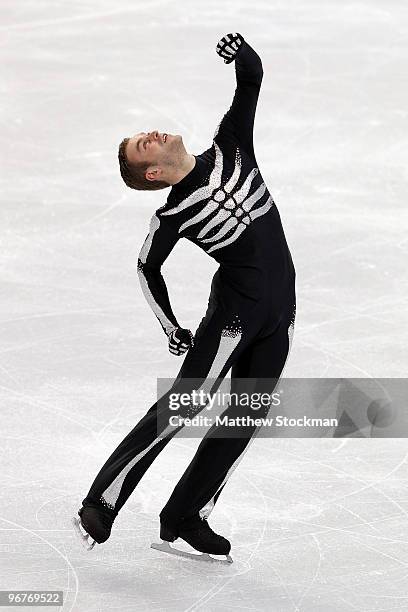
[1,0,407,610]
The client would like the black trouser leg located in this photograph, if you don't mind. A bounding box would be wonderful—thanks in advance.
[81,305,253,517]
[160,315,295,528]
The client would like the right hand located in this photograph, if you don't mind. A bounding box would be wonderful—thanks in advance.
[168,327,195,356]
[216,32,244,64]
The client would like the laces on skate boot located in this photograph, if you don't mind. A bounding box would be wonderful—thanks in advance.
[179,516,231,554]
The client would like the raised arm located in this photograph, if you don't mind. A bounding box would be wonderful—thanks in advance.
[214,33,264,159]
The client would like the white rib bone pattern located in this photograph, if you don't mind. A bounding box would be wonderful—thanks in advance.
[198,210,233,241]
[162,144,274,253]
[162,143,224,217]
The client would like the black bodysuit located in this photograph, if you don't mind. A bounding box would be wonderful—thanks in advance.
[83,39,296,534]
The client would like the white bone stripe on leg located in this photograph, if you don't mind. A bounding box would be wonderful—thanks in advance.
[207,330,241,379]
[199,313,296,521]
[100,318,243,511]
[101,436,168,510]
[191,323,243,402]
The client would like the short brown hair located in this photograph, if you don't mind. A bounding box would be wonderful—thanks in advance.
[118,138,170,191]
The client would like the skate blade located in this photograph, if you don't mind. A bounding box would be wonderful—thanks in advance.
[72,516,96,551]
[151,540,233,565]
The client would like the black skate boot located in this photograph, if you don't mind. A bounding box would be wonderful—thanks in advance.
[177,515,231,555]
[151,515,233,564]
[72,505,115,550]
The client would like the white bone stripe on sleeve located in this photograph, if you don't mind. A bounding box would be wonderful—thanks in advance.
[137,214,177,337]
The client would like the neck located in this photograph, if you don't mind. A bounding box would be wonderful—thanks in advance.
[169,153,196,185]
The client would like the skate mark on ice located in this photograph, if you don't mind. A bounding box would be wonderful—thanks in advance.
[0,515,79,611]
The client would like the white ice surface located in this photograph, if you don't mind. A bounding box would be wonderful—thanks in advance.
[1,0,407,610]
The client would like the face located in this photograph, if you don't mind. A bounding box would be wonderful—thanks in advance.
[125,130,185,182]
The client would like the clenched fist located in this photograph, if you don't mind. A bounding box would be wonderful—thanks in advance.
[216,32,244,64]
[168,327,195,356]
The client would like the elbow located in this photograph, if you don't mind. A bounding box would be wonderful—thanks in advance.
[248,66,263,87]
[137,258,144,277]
[137,258,160,279]
[256,58,264,83]
[237,41,264,85]
[250,58,264,85]
[250,42,263,83]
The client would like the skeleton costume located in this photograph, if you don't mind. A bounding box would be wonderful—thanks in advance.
[81,34,296,537]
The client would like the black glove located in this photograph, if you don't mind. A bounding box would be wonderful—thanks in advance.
[216,32,244,64]
[168,327,194,356]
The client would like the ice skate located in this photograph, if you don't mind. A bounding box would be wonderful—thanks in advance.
[151,516,233,564]
[72,505,115,551]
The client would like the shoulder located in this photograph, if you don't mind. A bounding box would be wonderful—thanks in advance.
[153,205,179,235]
[213,124,241,164]
[199,143,216,166]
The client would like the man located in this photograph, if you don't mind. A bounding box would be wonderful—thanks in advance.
[73,33,296,562]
